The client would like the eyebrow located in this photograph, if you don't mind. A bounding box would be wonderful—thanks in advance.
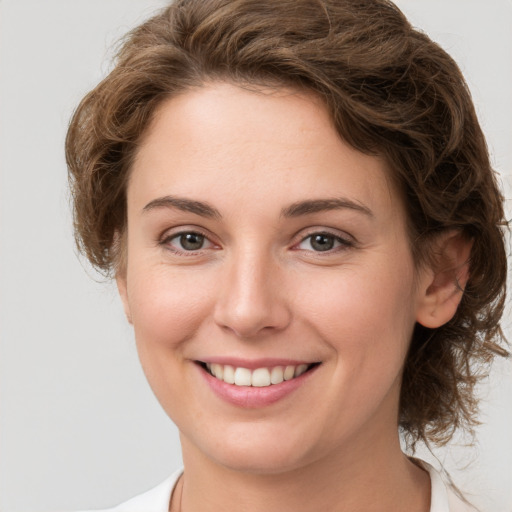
[281,198,373,218]
[142,196,221,218]
[142,195,373,219]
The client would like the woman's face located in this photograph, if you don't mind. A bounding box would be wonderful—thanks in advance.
[118,83,432,473]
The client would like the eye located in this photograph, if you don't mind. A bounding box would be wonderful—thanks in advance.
[163,231,214,253]
[297,232,351,252]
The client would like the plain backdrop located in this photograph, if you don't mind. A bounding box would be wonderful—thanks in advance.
[0,1,511,511]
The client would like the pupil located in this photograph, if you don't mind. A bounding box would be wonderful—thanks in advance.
[180,233,204,250]
[311,234,334,251]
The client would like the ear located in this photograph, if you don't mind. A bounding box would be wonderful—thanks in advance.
[415,231,473,329]
[116,272,133,324]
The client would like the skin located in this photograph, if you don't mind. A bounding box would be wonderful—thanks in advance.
[117,82,469,512]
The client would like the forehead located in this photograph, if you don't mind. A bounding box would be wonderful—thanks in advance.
[129,82,402,223]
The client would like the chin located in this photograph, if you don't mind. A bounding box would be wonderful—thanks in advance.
[214,445,311,475]
[184,424,320,476]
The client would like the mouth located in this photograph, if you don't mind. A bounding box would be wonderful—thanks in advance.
[197,361,321,388]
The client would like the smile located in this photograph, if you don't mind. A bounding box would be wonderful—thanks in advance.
[201,362,318,388]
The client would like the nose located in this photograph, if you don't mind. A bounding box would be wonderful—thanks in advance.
[213,249,292,339]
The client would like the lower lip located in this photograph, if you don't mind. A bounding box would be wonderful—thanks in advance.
[198,364,318,408]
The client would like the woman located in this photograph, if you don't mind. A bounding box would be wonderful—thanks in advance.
[65,1,508,511]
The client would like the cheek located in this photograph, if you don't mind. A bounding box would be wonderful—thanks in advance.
[298,258,417,371]
[127,265,215,350]
[125,265,218,417]
[292,259,418,434]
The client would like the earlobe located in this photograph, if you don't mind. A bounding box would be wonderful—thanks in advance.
[415,231,473,329]
[116,273,133,324]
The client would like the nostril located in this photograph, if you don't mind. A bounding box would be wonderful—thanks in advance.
[212,273,292,338]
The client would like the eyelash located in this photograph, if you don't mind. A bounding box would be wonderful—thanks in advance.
[160,228,216,256]
[159,228,354,256]
[293,231,354,253]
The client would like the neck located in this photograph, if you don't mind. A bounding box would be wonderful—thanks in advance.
[176,430,430,512]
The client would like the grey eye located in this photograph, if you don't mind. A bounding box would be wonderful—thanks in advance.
[163,230,215,254]
[309,234,336,251]
[297,232,350,252]
[179,232,205,251]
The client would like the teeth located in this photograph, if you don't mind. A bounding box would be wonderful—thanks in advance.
[251,368,271,387]
[211,363,223,379]
[283,365,295,381]
[270,366,284,384]
[223,364,235,384]
[295,364,308,377]
[205,363,313,387]
[234,367,252,386]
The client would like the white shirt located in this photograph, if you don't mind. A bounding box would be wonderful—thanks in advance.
[86,462,475,512]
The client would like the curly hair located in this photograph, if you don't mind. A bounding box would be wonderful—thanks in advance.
[65,0,508,448]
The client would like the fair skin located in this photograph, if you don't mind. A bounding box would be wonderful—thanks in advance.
[117,82,469,512]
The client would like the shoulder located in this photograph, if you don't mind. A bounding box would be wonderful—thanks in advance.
[77,469,182,512]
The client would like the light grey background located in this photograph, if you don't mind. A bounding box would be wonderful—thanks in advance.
[0,1,511,511]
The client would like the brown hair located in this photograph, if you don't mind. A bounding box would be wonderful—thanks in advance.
[66,0,508,448]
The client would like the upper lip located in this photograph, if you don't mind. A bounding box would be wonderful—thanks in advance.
[196,357,319,370]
